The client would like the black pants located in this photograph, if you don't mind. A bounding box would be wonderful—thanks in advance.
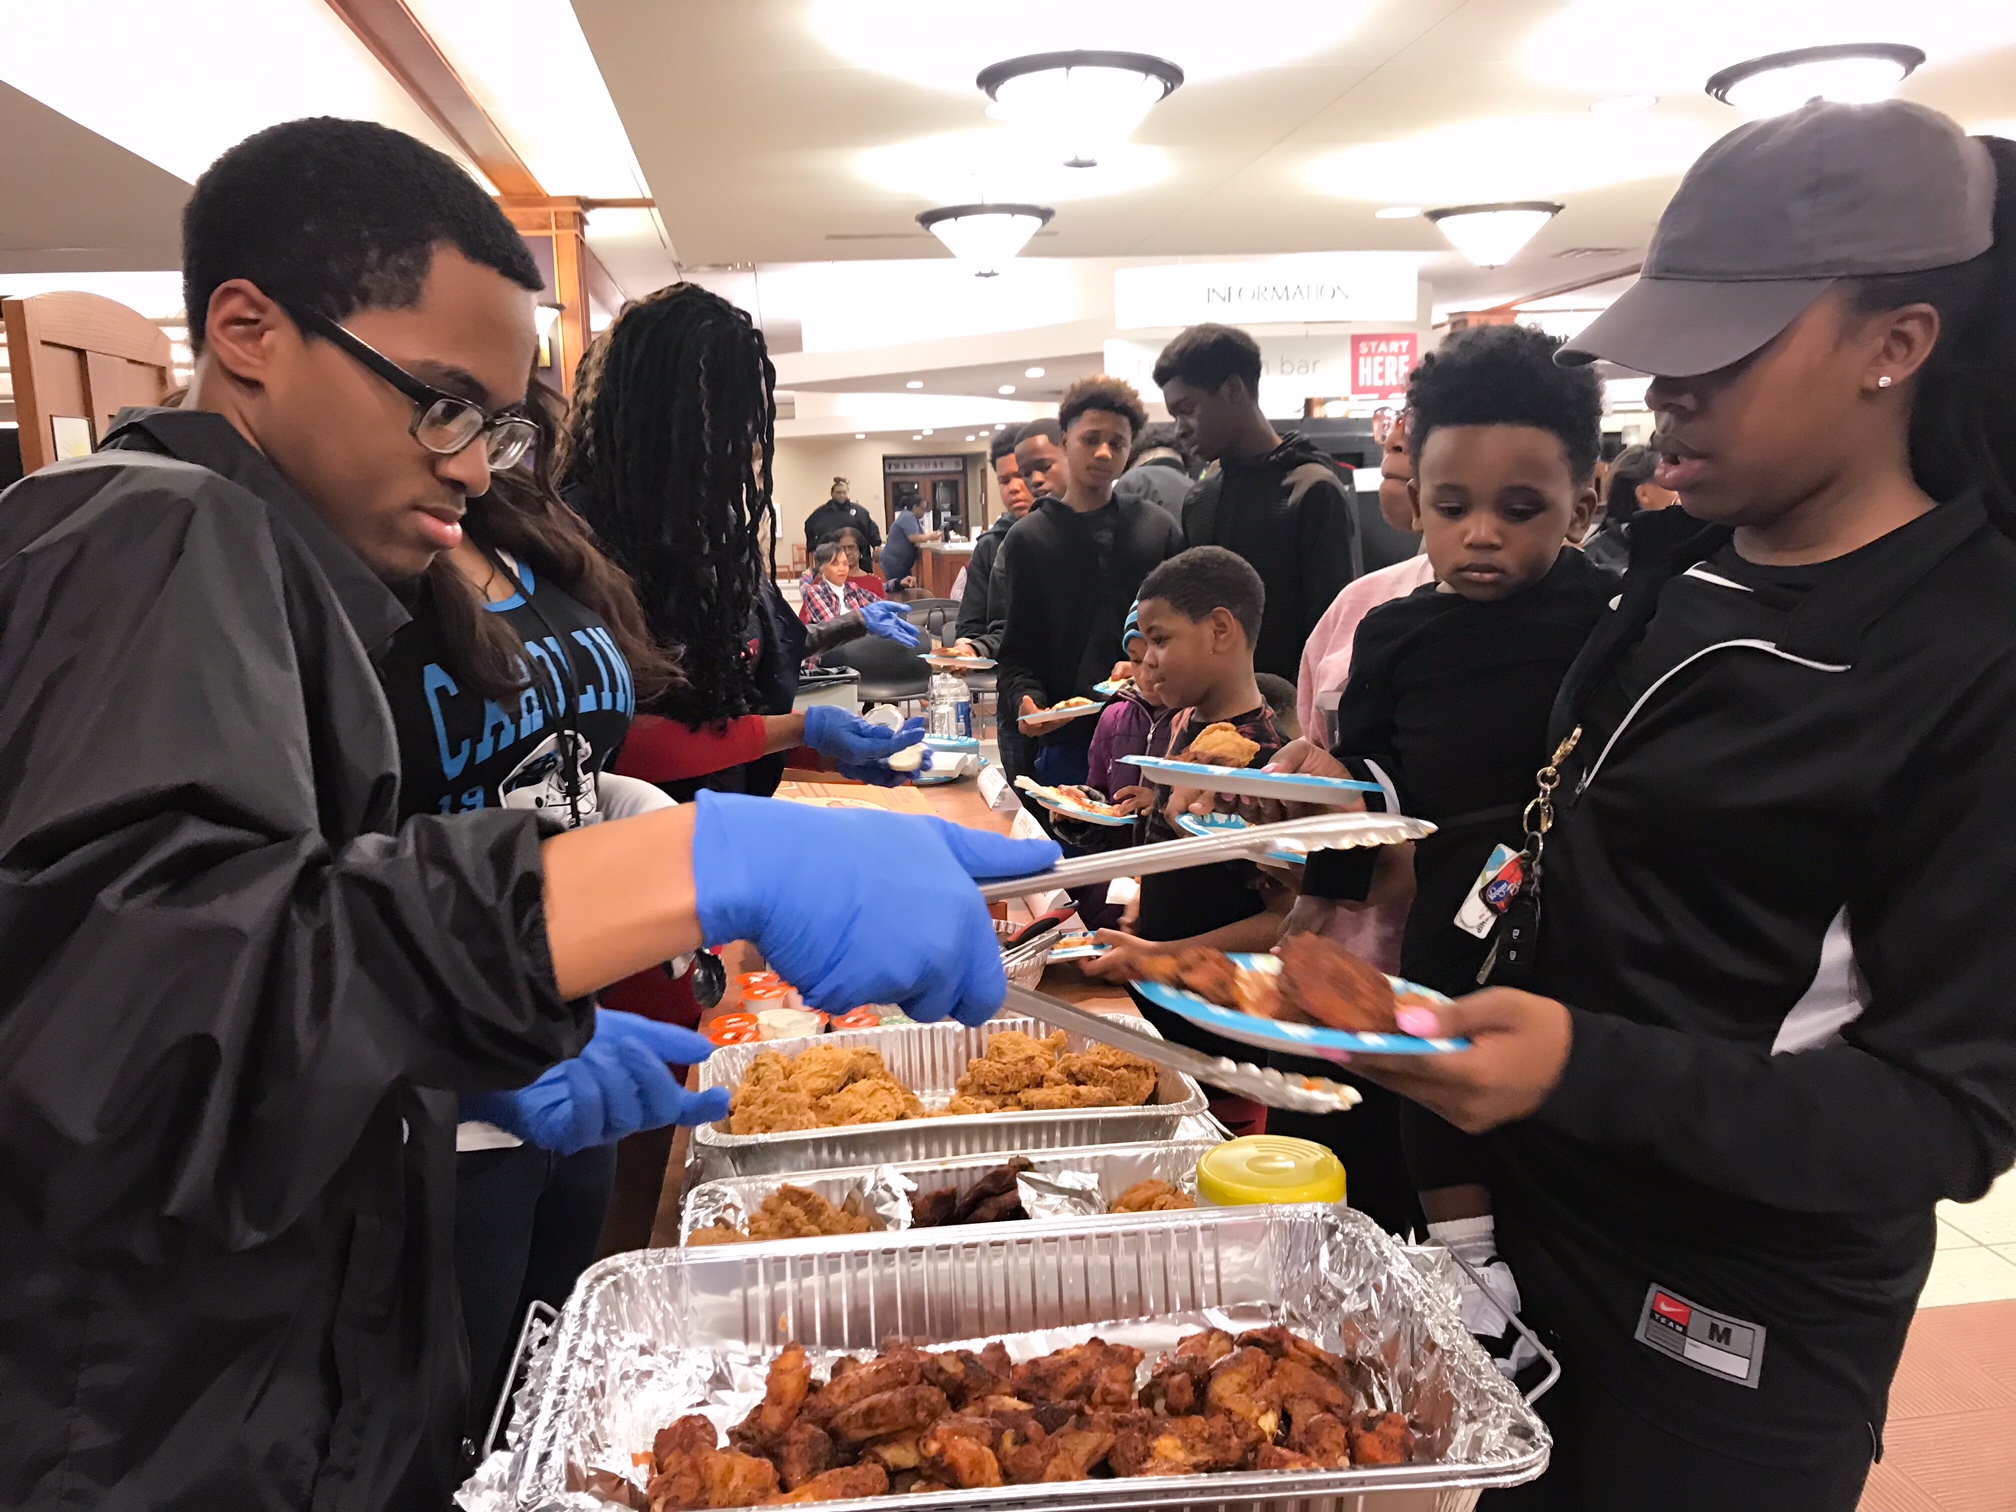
[455,1142,618,1423]
[1483,1371,1874,1512]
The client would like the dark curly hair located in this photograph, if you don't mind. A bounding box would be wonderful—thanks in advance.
[1407,324,1603,482]
[1151,323,1263,394]
[1058,374,1148,438]
[1138,544,1265,645]
[560,283,778,725]
[181,117,540,351]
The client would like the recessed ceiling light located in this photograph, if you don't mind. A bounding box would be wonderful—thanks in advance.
[917,203,1055,276]
[1374,205,1422,219]
[1706,43,1923,117]
[1426,202,1564,267]
[906,379,925,389]
[978,50,1183,167]
[994,422,1009,430]
[922,428,935,436]
[998,384,1017,395]
[1591,94,1657,114]
[1025,366,1046,377]
[855,432,868,439]
[914,433,925,440]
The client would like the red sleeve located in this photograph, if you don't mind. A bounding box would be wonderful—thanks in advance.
[613,712,771,783]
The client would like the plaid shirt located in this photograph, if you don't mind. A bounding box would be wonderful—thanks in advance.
[798,574,878,627]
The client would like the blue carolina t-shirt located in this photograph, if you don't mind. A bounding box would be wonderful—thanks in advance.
[379,553,635,823]
[881,508,923,582]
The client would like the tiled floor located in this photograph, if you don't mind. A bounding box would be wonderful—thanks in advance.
[1860,1170,2016,1511]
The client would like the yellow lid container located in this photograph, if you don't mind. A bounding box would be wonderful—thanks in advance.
[1195,1136,1347,1207]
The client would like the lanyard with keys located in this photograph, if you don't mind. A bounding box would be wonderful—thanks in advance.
[1477,726,1582,986]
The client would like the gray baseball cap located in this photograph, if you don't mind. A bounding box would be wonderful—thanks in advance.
[1558,99,1996,377]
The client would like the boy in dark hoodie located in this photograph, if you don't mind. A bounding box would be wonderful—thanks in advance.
[1154,322,1362,680]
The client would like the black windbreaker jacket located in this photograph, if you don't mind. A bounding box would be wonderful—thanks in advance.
[0,409,590,1510]
[1494,496,2016,1461]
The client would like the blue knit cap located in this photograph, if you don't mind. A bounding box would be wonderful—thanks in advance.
[1121,600,1145,657]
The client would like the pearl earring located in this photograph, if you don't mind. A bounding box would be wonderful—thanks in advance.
[1877,375,1893,388]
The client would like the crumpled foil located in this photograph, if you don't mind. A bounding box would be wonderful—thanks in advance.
[1013,1167,1105,1220]
[468,1204,1550,1511]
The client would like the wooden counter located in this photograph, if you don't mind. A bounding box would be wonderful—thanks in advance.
[913,540,975,600]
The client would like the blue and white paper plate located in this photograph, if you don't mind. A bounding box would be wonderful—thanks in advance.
[1131,953,1466,1062]
[1093,678,1134,697]
[1131,754,1382,808]
[1174,810,1306,865]
[1014,777,1134,826]
[1047,932,1115,962]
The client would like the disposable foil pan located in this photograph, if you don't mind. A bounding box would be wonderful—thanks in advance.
[680,1136,1224,1244]
[690,1014,1208,1178]
[471,1204,1549,1512]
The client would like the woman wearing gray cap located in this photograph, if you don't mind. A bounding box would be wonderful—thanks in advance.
[1336,101,2016,1508]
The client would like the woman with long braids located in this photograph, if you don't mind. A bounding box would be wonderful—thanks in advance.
[1269,102,2016,1509]
[563,282,923,801]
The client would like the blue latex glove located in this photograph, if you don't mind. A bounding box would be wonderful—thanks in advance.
[859,599,921,647]
[802,706,930,785]
[462,1009,729,1156]
[692,791,1061,1026]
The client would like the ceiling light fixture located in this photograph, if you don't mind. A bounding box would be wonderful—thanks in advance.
[1025,366,1046,377]
[1705,43,1923,117]
[1375,205,1423,219]
[998,384,1017,395]
[917,202,1055,276]
[994,422,1008,430]
[1591,94,1658,114]
[906,379,925,389]
[1425,201,1564,267]
[977,50,1183,167]
[922,428,935,436]
[855,432,868,439]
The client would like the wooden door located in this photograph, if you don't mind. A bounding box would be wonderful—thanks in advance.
[2,291,173,474]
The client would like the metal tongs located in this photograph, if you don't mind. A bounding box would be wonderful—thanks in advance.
[979,810,1433,902]
[990,811,1436,1114]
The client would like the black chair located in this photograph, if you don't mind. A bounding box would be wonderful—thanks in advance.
[898,596,962,647]
[818,633,931,710]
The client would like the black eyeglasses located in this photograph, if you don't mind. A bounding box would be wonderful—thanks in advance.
[299,310,538,471]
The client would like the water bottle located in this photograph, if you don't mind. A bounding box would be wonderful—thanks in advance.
[928,671,960,738]
[949,676,974,739]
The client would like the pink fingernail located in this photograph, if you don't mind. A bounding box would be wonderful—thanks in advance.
[1395,1006,1440,1036]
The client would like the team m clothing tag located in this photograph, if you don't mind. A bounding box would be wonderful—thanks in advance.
[1634,1284,1766,1388]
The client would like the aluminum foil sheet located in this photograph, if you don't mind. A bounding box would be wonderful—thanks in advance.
[463,1204,1548,1512]
[679,1139,1220,1244]
[691,1015,1207,1178]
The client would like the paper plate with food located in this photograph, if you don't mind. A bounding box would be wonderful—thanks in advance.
[1124,935,1465,1060]
[1132,722,1383,806]
[1174,810,1307,865]
[1046,931,1115,961]
[1013,775,1135,827]
[924,652,996,670]
[1019,695,1106,730]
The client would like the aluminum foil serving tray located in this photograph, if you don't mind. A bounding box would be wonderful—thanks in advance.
[690,1014,1208,1178]
[679,1131,1226,1245]
[492,1204,1549,1512]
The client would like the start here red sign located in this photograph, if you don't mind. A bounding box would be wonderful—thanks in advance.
[1351,333,1418,399]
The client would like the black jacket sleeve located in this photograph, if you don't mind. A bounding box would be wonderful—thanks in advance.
[1536,652,2016,1216]
[1294,466,1363,650]
[956,530,1003,654]
[991,531,1044,719]
[0,477,587,1256]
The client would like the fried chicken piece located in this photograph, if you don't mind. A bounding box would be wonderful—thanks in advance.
[830,1385,950,1443]
[687,1224,749,1246]
[1180,721,1262,768]
[1016,1083,1114,1110]
[801,1355,923,1429]
[1276,932,1399,1033]
[744,1187,873,1243]
[1264,1359,1352,1421]
[653,1414,719,1467]
[1011,1339,1144,1411]
[738,1051,792,1093]
[815,1078,923,1128]
[784,1044,882,1100]
[1347,1411,1416,1466]
[1232,966,1283,1020]
[985,1029,1069,1064]
[1051,1042,1159,1106]
[955,1033,1063,1100]
[729,1342,811,1449]
[923,1349,1011,1409]
[1110,1179,1194,1213]
[1207,1346,1281,1438]
[1108,1412,1260,1477]
[919,1421,1004,1489]
[1138,1333,1230,1416]
[1028,1415,1118,1483]
[1285,1408,1353,1468]
[939,1094,1004,1117]
[772,1422,836,1489]
[1129,947,1243,1005]
[647,1448,778,1511]
[1256,1443,1324,1471]
[1233,1326,1350,1383]
[729,1086,821,1136]
[909,1187,959,1227]
[774,1464,889,1504]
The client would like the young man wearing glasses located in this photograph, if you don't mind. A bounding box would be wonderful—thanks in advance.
[0,118,1054,1511]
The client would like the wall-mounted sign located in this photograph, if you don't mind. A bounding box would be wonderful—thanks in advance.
[1107,329,1424,419]
[1350,333,1419,399]
[883,455,968,475]
[1113,253,1419,331]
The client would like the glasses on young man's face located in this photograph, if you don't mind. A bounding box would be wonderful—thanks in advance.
[300,310,537,471]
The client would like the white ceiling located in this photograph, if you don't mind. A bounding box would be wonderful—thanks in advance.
[577,0,2016,308]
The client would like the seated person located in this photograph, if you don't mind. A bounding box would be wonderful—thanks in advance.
[797,541,885,670]
[832,526,885,597]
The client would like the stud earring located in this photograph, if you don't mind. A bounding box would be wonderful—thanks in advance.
[1877,375,1893,388]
